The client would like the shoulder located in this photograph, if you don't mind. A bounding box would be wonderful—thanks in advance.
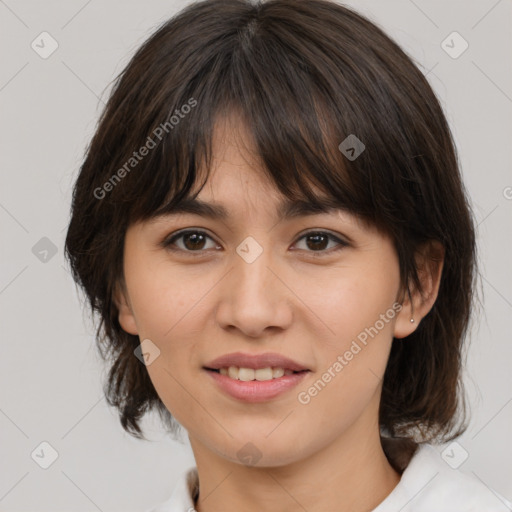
[374,442,512,512]
[143,466,198,512]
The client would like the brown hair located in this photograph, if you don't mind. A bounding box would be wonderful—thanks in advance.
[64,0,477,454]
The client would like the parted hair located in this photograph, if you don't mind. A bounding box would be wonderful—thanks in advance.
[64,0,477,461]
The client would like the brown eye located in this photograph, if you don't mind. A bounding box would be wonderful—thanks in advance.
[163,230,218,255]
[305,233,329,251]
[293,231,348,255]
[162,229,348,258]
[181,232,207,250]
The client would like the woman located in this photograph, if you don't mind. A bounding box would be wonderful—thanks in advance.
[64,0,512,510]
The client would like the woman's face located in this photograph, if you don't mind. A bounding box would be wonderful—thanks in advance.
[118,115,414,467]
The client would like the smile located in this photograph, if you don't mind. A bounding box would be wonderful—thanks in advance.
[204,367,310,402]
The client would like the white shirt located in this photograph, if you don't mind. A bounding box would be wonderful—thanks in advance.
[145,443,512,512]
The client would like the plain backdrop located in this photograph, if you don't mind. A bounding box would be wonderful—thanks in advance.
[1,0,511,510]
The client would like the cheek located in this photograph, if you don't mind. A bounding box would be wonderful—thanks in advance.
[125,263,206,425]
[123,256,214,400]
[124,254,207,338]
[295,256,400,408]
[298,261,400,347]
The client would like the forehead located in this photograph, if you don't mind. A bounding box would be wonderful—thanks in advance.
[158,135,351,223]
[139,110,376,235]
[149,112,341,216]
[146,171,374,236]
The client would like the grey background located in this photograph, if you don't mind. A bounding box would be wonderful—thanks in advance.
[1,0,511,510]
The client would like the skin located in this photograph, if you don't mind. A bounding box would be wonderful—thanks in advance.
[116,114,443,512]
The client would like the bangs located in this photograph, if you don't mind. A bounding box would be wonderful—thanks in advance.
[101,2,419,235]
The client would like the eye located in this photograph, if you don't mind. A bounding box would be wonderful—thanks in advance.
[161,229,349,257]
[162,229,219,256]
[293,231,348,256]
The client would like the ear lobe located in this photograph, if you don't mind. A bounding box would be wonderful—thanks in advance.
[114,281,139,335]
[393,241,444,339]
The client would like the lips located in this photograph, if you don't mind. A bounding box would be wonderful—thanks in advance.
[204,366,310,402]
[203,351,310,372]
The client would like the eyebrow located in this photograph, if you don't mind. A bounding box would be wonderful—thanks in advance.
[152,196,348,221]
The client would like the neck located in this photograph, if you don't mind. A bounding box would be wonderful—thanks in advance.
[190,409,402,512]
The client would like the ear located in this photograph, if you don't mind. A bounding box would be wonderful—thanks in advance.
[394,241,444,339]
[114,280,139,335]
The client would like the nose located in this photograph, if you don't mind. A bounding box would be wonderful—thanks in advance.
[215,238,293,338]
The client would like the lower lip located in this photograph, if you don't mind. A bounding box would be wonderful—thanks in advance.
[204,369,310,403]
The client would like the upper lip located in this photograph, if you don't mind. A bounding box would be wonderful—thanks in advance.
[204,352,310,371]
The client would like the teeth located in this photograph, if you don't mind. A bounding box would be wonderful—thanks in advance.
[273,367,285,378]
[239,367,255,381]
[218,366,296,381]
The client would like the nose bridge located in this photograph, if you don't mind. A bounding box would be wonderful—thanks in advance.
[216,233,291,336]
[232,234,274,298]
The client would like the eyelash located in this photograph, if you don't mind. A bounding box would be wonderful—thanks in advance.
[161,229,349,258]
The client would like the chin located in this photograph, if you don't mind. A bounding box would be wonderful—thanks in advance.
[217,435,306,468]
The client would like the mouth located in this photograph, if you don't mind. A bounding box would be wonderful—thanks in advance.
[203,366,311,403]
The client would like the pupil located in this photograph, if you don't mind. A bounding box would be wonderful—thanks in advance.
[184,233,205,250]
[307,234,328,251]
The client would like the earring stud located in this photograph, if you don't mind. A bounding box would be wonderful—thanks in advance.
[410,318,414,323]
